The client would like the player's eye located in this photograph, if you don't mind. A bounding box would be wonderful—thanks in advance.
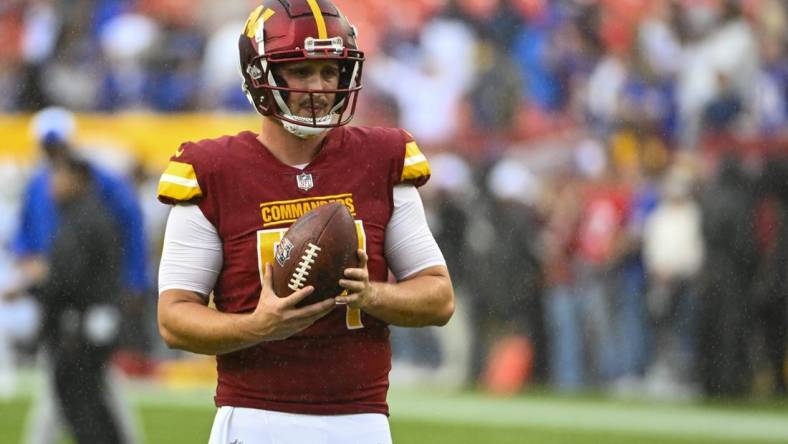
[322,66,339,78]
[284,65,312,79]
[292,67,312,78]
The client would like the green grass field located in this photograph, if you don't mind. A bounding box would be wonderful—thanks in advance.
[2,386,788,444]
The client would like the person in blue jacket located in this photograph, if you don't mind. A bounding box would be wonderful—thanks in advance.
[13,107,148,299]
[11,107,145,444]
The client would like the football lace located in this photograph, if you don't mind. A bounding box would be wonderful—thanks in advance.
[288,243,322,291]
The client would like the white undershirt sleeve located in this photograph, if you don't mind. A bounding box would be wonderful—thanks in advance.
[385,185,447,280]
[158,204,223,298]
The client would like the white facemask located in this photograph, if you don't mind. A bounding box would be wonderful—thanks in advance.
[280,114,335,139]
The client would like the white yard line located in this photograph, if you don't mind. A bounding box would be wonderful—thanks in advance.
[126,386,788,442]
[8,371,788,442]
[388,391,788,442]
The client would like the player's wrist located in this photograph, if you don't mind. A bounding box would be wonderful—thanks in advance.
[238,311,271,344]
[362,282,383,312]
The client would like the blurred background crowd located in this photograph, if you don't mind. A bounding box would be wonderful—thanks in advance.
[0,0,787,410]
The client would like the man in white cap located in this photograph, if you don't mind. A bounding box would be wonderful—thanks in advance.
[8,107,145,444]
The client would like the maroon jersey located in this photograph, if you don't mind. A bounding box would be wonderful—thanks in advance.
[157,126,431,415]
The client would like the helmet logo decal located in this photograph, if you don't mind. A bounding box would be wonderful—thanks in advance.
[244,6,275,55]
[306,0,329,39]
[244,6,264,38]
[296,172,314,191]
[244,6,275,38]
[261,8,275,22]
[247,65,263,80]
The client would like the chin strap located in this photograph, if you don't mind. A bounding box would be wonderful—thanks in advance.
[281,114,335,139]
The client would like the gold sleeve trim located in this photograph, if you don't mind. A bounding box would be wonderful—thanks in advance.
[401,141,431,182]
[157,161,203,201]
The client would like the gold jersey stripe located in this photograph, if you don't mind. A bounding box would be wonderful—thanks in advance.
[263,218,299,228]
[346,305,363,329]
[401,161,431,182]
[404,140,423,159]
[163,160,198,181]
[401,141,431,182]
[260,193,353,207]
[404,153,427,167]
[306,0,328,39]
[158,180,203,201]
[158,161,202,201]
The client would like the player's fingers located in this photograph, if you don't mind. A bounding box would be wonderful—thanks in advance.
[293,297,335,319]
[334,292,357,304]
[262,263,273,291]
[281,285,316,307]
[258,264,277,303]
[358,249,368,268]
[343,268,367,280]
[339,279,365,293]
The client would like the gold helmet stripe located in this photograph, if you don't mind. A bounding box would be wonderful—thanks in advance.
[306,0,329,39]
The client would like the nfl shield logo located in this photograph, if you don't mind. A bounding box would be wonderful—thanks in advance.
[275,238,294,266]
[296,172,314,191]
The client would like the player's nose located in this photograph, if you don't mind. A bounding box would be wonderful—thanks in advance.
[303,73,325,91]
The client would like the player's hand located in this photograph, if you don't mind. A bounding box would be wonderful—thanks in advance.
[336,250,376,310]
[248,263,335,341]
[19,257,48,284]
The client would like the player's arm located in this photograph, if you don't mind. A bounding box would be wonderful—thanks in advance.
[157,205,335,355]
[339,259,453,327]
[158,289,255,355]
[337,185,454,327]
[159,276,332,355]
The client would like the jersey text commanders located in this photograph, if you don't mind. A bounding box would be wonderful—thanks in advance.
[260,194,356,227]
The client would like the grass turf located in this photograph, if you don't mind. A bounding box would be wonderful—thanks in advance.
[2,391,788,444]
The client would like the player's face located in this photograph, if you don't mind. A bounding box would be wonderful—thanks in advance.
[277,60,340,119]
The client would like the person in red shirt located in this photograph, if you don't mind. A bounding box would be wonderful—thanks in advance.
[155,2,455,443]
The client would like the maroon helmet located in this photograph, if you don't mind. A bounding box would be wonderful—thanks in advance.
[239,0,364,137]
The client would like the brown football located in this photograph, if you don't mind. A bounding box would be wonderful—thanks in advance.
[271,202,359,307]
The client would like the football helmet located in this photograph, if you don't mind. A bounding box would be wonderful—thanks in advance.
[239,0,364,138]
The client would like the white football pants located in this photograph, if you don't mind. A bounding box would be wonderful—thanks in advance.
[208,406,393,444]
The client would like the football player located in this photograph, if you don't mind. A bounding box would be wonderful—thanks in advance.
[156,1,455,443]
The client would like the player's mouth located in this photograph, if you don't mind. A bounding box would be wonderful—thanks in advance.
[299,106,327,118]
[298,98,330,118]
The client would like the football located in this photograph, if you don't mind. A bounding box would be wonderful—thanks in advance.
[271,202,359,307]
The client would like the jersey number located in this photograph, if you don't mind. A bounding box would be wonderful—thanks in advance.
[256,221,367,330]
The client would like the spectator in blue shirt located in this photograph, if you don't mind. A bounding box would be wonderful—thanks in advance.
[12,107,148,304]
[9,107,145,444]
